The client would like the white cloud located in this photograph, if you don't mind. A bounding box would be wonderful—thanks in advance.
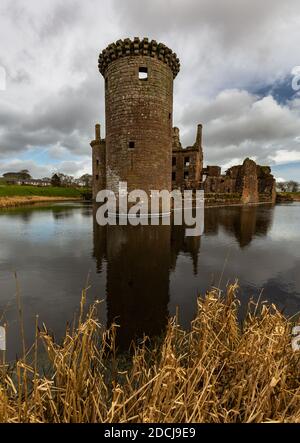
[269,150,300,165]
[275,176,286,183]
[177,89,300,169]
[0,157,91,179]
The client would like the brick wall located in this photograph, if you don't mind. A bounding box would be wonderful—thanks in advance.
[90,38,276,206]
[203,159,276,204]
[104,55,174,195]
[172,125,203,190]
[90,124,106,199]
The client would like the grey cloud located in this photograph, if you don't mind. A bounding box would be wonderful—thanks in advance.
[0,156,91,179]
[0,74,103,157]
[38,1,83,40]
[0,0,300,179]
[26,80,103,134]
[0,159,54,178]
[113,0,290,38]
[3,0,82,40]
[177,90,300,168]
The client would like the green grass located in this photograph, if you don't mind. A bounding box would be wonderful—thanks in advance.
[277,192,300,201]
[280,191,300,196]
[0,185,87,198]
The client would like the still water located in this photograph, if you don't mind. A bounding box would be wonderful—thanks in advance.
[0,202,299,358]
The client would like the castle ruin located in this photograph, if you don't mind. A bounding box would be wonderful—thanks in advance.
[91,37,276,205]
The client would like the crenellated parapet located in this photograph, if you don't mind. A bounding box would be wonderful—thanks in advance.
[98,37,180,79]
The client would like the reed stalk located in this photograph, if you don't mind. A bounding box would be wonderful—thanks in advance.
[0,282,299,423]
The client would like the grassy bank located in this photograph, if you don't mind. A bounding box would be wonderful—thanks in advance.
[0,196,82,209]
[0,185,90,208]
[277,192,300,202]
[0,283,300,423]
[0,185,84,198]
[283,192,300,201]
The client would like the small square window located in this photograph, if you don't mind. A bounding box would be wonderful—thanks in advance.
[96,159,99,166]
[129,141,135,149]
[184,157,190,167]
[95,174,99,180]
[172,157,176,166]
[184,171,189,179]
[172,172,176,181]
[139,67,148,80]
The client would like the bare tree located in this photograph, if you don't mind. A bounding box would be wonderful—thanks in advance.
[276,182,286,192]
[79,174,92,188]
[51,173,61,187]
[286,181,299,192]
[276,181,299,192]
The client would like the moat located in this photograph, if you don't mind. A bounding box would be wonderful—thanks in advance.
[0,202,299,359]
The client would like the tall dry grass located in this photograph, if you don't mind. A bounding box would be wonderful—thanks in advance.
[0,282,300,423]
[0,196,80,209]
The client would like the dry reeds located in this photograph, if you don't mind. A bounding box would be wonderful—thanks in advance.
[0,196,80,209]
[0,282,300,423]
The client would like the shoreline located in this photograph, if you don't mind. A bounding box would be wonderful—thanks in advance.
[276,193,300,203]
[0,196,82,209]
[288,195,300,201]
[1,196,296,211]
[204,200,275,209]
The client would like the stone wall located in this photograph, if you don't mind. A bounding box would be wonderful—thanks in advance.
[240,158,259,204]
[96,38,180,197]
[203,158,276,204]
[91,38,276,206]
[172,125,203,190]
[90,124,106,199]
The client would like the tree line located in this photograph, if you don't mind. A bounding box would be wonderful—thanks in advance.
[276,180,299,193]
[0,169,92,188]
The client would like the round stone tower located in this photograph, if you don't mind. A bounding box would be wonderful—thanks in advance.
[98,37,180,196]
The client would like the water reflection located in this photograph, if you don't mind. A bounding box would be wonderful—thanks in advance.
[170,225,201,274]
[93,216,170,348]
[0,202,299,358]
[204,205,274,247]
[92,204,275,349]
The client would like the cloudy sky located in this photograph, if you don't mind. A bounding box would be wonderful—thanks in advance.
[0,0,299,181]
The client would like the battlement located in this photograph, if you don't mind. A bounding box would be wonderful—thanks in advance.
[98,37,180,79]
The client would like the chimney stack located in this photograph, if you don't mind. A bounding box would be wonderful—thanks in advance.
[196,123,202,147]
[95,124,101,141]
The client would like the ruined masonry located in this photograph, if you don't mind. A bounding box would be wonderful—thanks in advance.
[91,37,276,205]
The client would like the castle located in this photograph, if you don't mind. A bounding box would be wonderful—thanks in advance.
[91,37,276,205]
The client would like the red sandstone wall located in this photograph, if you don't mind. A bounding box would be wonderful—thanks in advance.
[104,55,174,195]
[172,125,203,190]
[240,159,259,204]
[91,139,106,199]
[91,124,106,199]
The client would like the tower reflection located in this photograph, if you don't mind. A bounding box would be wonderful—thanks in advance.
[204,205,273,247]
[92,204,273,350]
[106,224,171,349]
